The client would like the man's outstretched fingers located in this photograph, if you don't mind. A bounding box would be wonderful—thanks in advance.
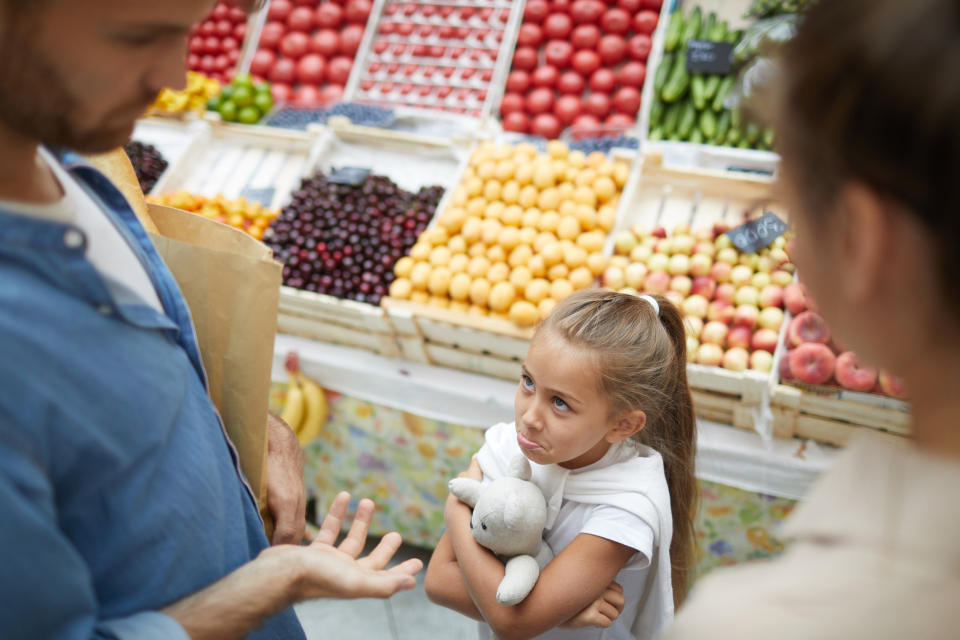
[388,557,424,577]
[314,492,350,547]
[360,531,403,570]
[338,498,374,557]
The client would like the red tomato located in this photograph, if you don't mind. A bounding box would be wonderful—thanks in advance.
[525,87,555,115]
[531,65,559,88]
[293,0,317,5]
[627,33,652,61]
[551,0,573,12]
[502,111,530,133]
[598,35,626,65]
[267,0,292,22]
[506,70,531,93]
[512,46,539,71]
[258,22,285,50]
[233,23,247,41]
[570,0,604,24]
[633,10,658,35]
[221,36,239,52]
[613,86,642,115]
[589,68,617,93]
[199,55,216,73]
[204,36,221,55]
[280,32,309,59]
[215,20,233,38]
[556,70,585,94]
[618,61,646,88]
[531,113,562,139]
[572,49,600,76]
[212,3,230,20]
[641,0,663,10]
[571,24,600,50]
[320,84,345,105]
[600,8,631,35]
[583,92,611,119]
[572,113,601,129]
[617,0,643,12]
[228,6,248,21]
[293,84,322,107]
[249,49,276,77]
[553,94,582,124]
[544,40,574,69]
[500,92,525,114]
[310,29,340,57]
[523,0,550,23]
[287,7,314,32]
[340,24,364,55]
[187,53,201,69]
[199,22,216,37]
[542,13,573,40]
[326,56,353,84]
[517,23,543,48]
[297,53,326,85]
[268,58,296,84]
[397,22,414,36]
[315,3,343,29]
[344,0,372,24]
[189,36,205,54]
[213,54,229,72]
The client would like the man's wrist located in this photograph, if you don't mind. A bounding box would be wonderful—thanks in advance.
[258,545,307,606]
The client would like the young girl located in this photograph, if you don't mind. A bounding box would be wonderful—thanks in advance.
[425,289,698,640]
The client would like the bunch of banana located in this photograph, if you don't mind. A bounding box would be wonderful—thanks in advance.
[147,71,221,117]
[280,352,328,447]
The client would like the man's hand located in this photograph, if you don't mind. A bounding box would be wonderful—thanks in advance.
[295,492,422,600]
[559,581,625,629]
[265,413,306,545]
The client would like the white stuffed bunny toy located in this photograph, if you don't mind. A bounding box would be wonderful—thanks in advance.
[448,455,554,606]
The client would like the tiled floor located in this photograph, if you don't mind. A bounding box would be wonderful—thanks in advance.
[295,540,478,640]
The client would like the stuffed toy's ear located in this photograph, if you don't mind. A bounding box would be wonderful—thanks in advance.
[507,455,532,481]
[448,478,483,508]
[503,492,527,530]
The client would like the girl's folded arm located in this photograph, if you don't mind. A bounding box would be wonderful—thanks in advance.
[424,530,484,621]
[446,496,636,640]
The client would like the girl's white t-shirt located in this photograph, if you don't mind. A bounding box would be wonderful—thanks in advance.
[477,429,659,640]
[0,148,163,312]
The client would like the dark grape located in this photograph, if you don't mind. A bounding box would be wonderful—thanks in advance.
[124,140,168,194]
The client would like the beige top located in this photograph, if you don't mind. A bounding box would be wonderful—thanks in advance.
[666,432,960,640]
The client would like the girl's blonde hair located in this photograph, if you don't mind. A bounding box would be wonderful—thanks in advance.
[538,289,698,607]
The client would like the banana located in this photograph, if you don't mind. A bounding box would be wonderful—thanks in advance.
[295,372,328,447]
[280,373,305,435]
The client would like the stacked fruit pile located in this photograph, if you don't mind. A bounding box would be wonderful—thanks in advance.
[780,284,907,398]
[388,141,626,327]
[265,171,444,304]
[648,7,772,150]
[147,192,279,240]
[123,141,168,195]
[148,72,221,117]
[501,0,661,139]
[250,0,371,107]
[207,73,274,124]
[604,223,793,372]
[187,1,250,84]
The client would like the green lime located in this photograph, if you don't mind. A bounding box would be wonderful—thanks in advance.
[232,85,254,108]
[253,92,273,114]
[219,85,235,102]
[218,100,238,122]
[237,105,261,125]
[206,96,221,111]
[232,72,254,90]
[255,81,272,94]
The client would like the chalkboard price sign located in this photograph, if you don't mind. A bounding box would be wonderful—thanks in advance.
[728,212,789,254]
[686,40,734,75]
[328,166,372,186]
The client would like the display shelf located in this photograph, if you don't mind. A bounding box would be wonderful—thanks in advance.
[275,126,464,355]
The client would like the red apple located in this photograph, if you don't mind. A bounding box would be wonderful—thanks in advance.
[551,0,573,12]
[315,3,343,29]
[878,371,908,398]
[557,70,585,94]
[627,34,653,61]
[597,35,627,65]
[326,56,353,84]
[644,271,670,295]
[280,31,309,59]
[310,29,340,57]
[267,0,292,22]
[583,92,611,119]
[633,10,659,35]
[506,70,531,93]
[697,343,724,367]
[589,68,617,93]
[543,13,573,39]
[571,24,600,50]
[750,350,774,372]
[834,352,878,392]
[268,57,296,84]
[249,49,276,77]
[701,321,729,346]
[270,82,292,103]
[727,326,752,350]
[715,283,735,304]
[710,261,732,283]
[500,92,525,114]
[681,293,708,318]
[287,6,314,32]
[723,347,750,372]
[544,40,574,69]
[344,0,372,24]
[758,306,785,332]
[525,87,555,115]
[733,304,759,329]
[752,328,780,354]
[759,284,784,308]
[787,311,831,347]
[532,65,560,88]
[606,113,634,127]
[296,53,326,84]
[572,49,601,76]
[783,282,810,315]
[524,0,550,23]
[600,8,631,35]
[531,113,562,139]
[690,276,716,300]
[572,113,601,129]
[502,111,531,132]
[553,94,582,124]
[613,86,642,115]
[339,24,364,55]
[320,84,344,104]
[618,62,646,88]
[618,0,642,11]
[789,343,837,386]
[570,0,605,24]
[513,46,539,71]
[517,23,544,48]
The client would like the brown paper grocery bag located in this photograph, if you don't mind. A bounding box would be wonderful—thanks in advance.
[147,203,281,538]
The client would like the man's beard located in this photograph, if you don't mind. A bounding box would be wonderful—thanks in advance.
[0,19,153,153]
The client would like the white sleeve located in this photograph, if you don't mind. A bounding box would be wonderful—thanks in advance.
[580,504,656,570]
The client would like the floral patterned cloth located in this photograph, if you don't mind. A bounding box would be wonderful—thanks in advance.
[270,383,797,581]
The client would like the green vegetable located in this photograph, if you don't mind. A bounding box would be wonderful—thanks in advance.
[712,76,735,112]
[716,110,732,143]
[726,127,742,145]
[691,75,707,109]
[738,139,752,149]
[654,52,676,93]
[763,126,775,148]
[662,101,683,137]
[690,128,705,144]
[731,106,742,129]
[700,11,716,40]
[649,127,665,142]
[704,75,722,101]
[662,56,691,102]
[727,29,744,44]
[677,101,697,140]
[699,109,718,140]
[649,96,665,127]
[664,11,685,51]
[746,121,761,144]
[710,20,728,42]
[681,7,702,46]
[668,132,683,142]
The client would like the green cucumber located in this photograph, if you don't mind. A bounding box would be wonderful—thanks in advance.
[745,121,761,144]
[727,29,744,44]
[662,56,691,102]
[731,105,742,129]
[649,127,665,142]
[704,75,722,101]
[726,126,741,146]
[715,110,731,144]
[691,75,707,109]
[681,7,702,46]
[738,139,752,149]
[763,127,775,148]
[677,101,697,140]
[649,96,665,127]
[662,101,683,137]
[700,11,716,40]
[699,109,717,140]
[654,52,676,93]
[690,128,705,144]
[664,11,685,51]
